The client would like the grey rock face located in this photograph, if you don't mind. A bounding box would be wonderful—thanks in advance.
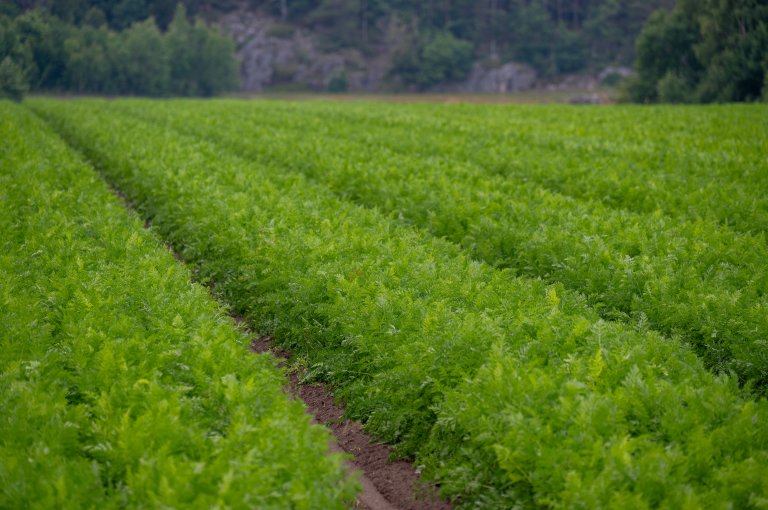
[432,62,538,93]
[218,10,615,95]
[219,11,384,92]
[463,62,538,93]
[598,66,634,83]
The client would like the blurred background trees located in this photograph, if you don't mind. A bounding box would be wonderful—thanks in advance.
[624,0,768,102]
[1,0,766,102]
[245,0,676,76]
[0,2,238,98]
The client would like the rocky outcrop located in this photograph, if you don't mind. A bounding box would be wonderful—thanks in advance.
[568,93,612,104]
[462,62,538,93]
[218,10,629,95]
[222,11,333,91]
[598,66,633,83]
[545,66,634,91]
[431,62,537,93]
[218,10,386,92]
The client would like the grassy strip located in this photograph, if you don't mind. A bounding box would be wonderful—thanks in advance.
[113,98,768,391]
[32,98,768,509]
[0,101,355,509]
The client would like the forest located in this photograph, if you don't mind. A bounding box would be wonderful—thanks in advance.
[246,0,674,75]
[1,0,767,102]
[0,2,238,98]
[625,0,768,103]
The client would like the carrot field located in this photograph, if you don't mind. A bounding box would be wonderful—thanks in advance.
[3,98,768,508]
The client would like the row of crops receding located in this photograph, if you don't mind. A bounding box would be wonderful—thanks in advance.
[130,99,768,235]
[0,102,356,509]
[23,98,768,509]
[103,98,768,391]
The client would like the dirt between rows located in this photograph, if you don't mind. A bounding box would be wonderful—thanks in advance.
[103,186,450,509]
[250,335,452,510]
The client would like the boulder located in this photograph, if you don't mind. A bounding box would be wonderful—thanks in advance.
[598,65,633,83]
[462,62,538,93]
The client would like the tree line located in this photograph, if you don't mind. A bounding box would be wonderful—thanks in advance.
[2,0,766,102]
[0,3,238,100]
[247,0,768,100]
[2,0,675,98]
[625,0,768,103]
[251,0,674,76]
[257,0,767,101]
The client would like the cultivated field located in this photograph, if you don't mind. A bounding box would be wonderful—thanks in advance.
[0,102,355,509]
[3,98,768,508]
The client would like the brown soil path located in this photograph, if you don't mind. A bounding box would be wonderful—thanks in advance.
[250,336,452,510]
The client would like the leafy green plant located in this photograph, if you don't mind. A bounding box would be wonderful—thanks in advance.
[0,102,356,509]
[30,98,768,509]
[112,98,768,391]
[155,99,768,236]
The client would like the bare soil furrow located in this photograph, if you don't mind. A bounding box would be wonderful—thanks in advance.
[251,336,452,510]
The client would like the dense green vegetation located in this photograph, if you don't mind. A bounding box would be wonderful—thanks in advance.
[0,4,237,98]
[244,0,673,78]
[3,0,678,95]
[0,101,355,508]
[625,0,768,102]
[29,98,768,508]
[317,102,768,233]
[105,98,768,392]
[5,1,766,101]
[126,99,768,234]
[6,0,672,77]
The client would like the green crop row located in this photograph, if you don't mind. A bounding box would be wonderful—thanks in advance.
[109,99,768,391]
[0,102,355,509]
[32,99,768,509]
[321,102,768,236]
[169,99,768,236]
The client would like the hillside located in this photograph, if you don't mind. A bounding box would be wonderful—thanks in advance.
[2,0,673,94]
[215,0,672,93]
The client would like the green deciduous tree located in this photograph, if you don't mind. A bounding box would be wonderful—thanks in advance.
[166,4,197,94]
[63,26,113,93]
[626,0,768,102]
[112,18,170,96]
[0,5,239,97]
[508,1,554,74]
[624,7,701,102]
[190,19,239,95]
[111,0,151,30]
[694,0,768,102]
[393,30,473,89]
[166,4,238,96]
[12,10,70,89]
[0,56,28,101]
